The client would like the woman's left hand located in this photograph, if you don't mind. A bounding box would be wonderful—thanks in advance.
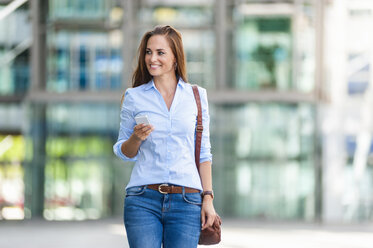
[201,196,216,230]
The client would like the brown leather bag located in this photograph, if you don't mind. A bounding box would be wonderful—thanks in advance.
[192,85,222,245]
[199,214,222,245]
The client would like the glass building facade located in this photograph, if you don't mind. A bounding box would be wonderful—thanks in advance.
[2,0,371,223]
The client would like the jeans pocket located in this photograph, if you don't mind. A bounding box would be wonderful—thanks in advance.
[125,186,146,197]
[182,192,202,206]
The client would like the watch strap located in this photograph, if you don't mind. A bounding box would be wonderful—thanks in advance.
[202,191,214,199]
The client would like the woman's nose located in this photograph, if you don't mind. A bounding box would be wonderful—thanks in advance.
[150,54,157,62]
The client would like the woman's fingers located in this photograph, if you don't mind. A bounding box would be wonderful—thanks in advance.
[206,213,215,228]
[201,205,216,230]
[133,124,154,141]
[202,214,213,230]
[201,210,206,229]
[134,123,150,131]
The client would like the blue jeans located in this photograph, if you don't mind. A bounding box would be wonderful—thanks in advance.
[124,185,202,248]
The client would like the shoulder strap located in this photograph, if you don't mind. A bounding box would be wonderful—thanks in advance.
[192,85,203,172]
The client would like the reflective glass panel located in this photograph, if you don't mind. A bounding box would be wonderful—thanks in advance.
[47,31,123,92]
[232,16,292,90]
[346,7,372,96]
[49,0,118,21]
[183,30,215,89]
[25,103,127,220]
[210,103,315,220]
[0,135,25,220]
[0,104,24,131]
[344,136,373,221]
[0,7,30,95]
[230,1,315,92]
[137,1,214,27]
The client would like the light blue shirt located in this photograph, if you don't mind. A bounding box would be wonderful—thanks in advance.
[113,78,212,190]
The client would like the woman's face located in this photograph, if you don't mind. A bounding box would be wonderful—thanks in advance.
[145,35,176,79]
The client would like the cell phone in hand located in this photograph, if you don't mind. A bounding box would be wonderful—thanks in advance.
[135,115,150,125]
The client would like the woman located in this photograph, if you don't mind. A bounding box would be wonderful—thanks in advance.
[113,25,216,248]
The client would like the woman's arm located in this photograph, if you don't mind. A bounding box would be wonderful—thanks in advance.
[199,161,216,230]
[121,124,154,158]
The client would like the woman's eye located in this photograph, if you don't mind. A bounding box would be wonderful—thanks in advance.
[146,50,151,54]
[158,51,164,55]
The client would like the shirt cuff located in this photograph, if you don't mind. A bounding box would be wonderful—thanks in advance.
[113,140,138,162]
[199,151,212,164]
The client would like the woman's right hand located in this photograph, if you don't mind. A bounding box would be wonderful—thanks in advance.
[132,124,154,141]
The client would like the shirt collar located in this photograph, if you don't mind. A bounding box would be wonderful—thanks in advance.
[144,80,155,91]
[144,77,186,91]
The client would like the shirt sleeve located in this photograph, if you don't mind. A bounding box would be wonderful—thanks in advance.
[198,87,213,164]
[113,89,138,162]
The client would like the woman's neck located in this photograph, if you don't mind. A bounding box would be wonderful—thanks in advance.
[153,73,178,96]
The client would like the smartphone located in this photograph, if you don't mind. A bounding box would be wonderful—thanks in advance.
[135,115,150,125]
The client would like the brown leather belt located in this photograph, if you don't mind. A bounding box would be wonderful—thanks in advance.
[147,184,200,194]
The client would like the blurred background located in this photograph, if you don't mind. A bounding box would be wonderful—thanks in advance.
[0,0,373,232]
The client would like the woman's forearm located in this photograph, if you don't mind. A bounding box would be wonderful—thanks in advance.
[121,124,154,158]
[121,135,142,158]
[199,160,216,230]
[199,161,213,192]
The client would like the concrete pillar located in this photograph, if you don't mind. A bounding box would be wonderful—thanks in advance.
[321,0,348,223]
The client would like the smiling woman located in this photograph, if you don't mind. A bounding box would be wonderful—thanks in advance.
[131,25,188,88]
[145,35,176,80]
[113,25,216,248]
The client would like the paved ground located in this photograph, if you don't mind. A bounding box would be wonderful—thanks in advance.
[1,218,373,248]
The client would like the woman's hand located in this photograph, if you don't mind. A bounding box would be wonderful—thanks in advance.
[132,124,154,141]
[121,124,154,158]
[201,196,216,230]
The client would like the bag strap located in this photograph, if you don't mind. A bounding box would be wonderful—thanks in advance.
[192,85,203,171]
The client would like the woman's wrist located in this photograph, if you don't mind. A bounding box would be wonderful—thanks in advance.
[130,133,143,143]
[202,190,214,200]
[203,195,214,202]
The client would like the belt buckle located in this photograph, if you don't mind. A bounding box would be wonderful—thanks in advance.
[158,184,169,194]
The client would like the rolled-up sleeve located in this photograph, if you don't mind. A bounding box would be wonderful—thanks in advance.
[199,87,213,164]
[113,89,138,162]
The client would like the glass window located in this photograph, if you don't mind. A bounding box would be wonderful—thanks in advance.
[137,1,214,27]
[0,6,31,96]
[344,135,373,221]
[231,15,292,90]
[47,31,123,92]
[294,2,316,93]
[210,103,315,220]
[346,5,373,96]
[49,0,117,21]
[182,30,215,89]
[47,0,124,92]
[0,104,24,131]
[25,103,125,220]
[0,135,25,220]
[347,53,370,95]
[0,104,25,220]
[229,1,315,92]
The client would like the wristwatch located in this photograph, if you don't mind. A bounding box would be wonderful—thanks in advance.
[202,190,214,199]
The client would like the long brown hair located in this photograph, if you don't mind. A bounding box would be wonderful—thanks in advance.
[132,25,188,88]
